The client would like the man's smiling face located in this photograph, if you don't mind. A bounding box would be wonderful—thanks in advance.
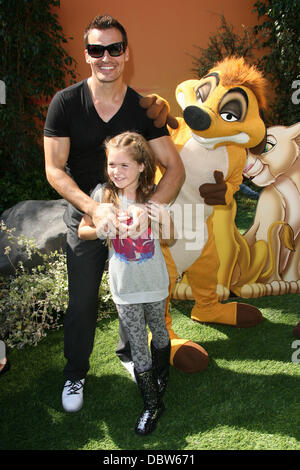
[85,27,129,84]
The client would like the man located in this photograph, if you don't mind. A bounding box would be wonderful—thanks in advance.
[44,14,185,412]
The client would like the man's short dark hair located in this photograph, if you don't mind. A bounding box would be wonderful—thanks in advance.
[84,14,128,47]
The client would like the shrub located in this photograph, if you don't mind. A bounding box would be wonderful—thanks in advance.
[253,0,300,125]
[0,222,68,348]
[191,14,258,78]
[0,0,78,214]
[0,0,77,174]
[0,169,59,215]
[0,223,115,349]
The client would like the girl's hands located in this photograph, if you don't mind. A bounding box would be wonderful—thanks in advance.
[118,204,149,239]
[95,202,174,242]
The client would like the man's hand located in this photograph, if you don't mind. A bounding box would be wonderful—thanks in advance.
[139,94,179,129]
[93,203,119,239]
[199,170,227,205]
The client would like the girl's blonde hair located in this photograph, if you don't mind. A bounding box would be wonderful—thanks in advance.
[103,131,157,205]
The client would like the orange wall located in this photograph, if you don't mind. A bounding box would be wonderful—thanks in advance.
[58,0,258,115]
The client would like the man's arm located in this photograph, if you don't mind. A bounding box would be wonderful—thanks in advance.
[44,136,99,220]
[148,135,185,204]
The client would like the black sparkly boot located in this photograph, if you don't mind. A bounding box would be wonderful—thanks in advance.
[134,368,165,436]
[151,340,171,403]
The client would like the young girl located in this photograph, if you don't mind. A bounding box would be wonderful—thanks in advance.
[78,131,174,436]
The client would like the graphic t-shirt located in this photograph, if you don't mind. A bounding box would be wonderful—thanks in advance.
[91,184,170,304]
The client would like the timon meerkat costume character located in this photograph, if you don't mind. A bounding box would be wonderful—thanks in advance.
[142,57,268,373]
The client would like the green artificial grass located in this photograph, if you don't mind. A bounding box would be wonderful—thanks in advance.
[0,194,299,451]
[1,296,299,451]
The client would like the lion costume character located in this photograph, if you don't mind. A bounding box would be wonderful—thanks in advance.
[241,123,300,296]
[140,57,268,373]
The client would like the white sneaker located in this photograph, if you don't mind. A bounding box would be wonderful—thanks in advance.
[62,379,85,412]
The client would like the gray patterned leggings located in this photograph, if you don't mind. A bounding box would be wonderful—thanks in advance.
[116,299,170,373]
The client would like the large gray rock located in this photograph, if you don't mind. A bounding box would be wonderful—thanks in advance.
[0,199,68,275]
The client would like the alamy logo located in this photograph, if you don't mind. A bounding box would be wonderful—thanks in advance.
[95,202,206,250]
[291,80,300,105]
[0,80,6,104]
[0,340,6,362]
[291,340,300,364]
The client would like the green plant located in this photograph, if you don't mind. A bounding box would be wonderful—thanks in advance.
[0,222,68,348]
[253,0,300,125]
[0,222,115,349]
[0,0,77,175]
[0,168,59,215]
[191,14,258,78]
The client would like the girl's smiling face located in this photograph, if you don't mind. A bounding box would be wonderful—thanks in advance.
[107,147,144,198]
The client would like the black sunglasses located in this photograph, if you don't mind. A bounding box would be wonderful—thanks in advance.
[86,42,126,58]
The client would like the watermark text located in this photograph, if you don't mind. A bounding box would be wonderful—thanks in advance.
[291,80,300,105]
[0,80,6,104]
[291,340,300,364]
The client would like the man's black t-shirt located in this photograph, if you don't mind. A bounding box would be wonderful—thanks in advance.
[44,80,169,194]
